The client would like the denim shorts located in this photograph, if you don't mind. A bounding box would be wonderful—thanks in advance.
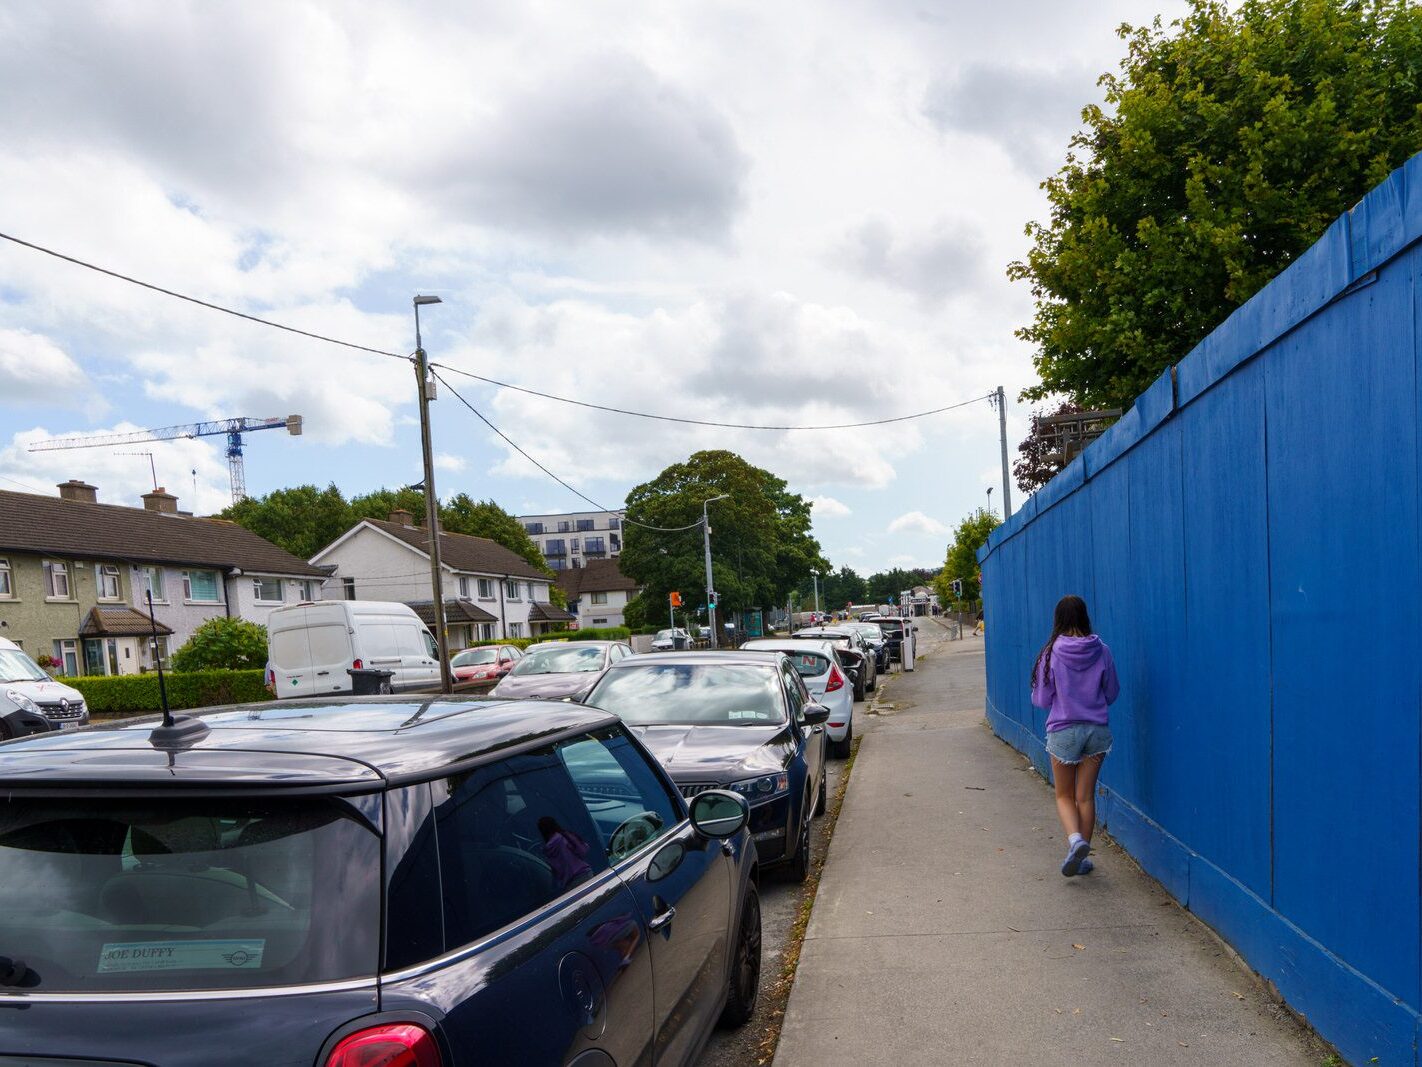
[1046,723,1113,765]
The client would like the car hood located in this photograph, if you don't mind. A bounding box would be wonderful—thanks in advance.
[5,679,84,702]
[491,672,599,700]
[629,722,792,782]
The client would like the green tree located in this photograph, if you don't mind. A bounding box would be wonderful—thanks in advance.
[219,484,351,561]
[620,450,827,618]
[864,568,930,605]
[935,509,1001,606]
[170,617,269,672]
[1010,0,1422,410]
[819,565,868,612]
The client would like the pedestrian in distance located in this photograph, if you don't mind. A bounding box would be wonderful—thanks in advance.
[973,608,984,637]
[1030,595,1119,877]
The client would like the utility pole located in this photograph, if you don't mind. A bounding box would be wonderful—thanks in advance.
[703,494,729,649]
[812,573,820,614]
[994,385,1013,518]
[414,295,452,694]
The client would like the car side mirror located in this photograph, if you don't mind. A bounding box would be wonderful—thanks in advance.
[803,703,830,726]
[689,790,749,839]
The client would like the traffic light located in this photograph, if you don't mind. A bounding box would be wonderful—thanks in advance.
[708,590,719,607]
[669,591,683,607]
[951,578,963,598]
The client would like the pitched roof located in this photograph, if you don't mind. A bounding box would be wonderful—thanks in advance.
[406,598,499,627]
[363,518,548,580]
[528,601,576,623]
[79,605,174,637]
[554,557,640,598]
[0,490,325,577]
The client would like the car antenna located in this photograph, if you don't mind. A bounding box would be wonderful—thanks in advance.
[145,588,209,749]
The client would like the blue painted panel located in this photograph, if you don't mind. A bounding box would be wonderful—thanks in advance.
[1349,167,1408,280]
[1032,452,1085,516]
[1085,459,1134,799]
[1097,788,1190,904]
[1134,367,1175,430]
[1176,360,1273,898]
[1082,404,1141,478]
[1265,252,1421,1006]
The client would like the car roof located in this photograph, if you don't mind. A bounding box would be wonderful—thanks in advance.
[0,698,619,790]
[614,650,785,668]
[527,640,621,649]
[742,638,835,655]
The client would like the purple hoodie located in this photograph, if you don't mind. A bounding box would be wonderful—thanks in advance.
[1031,635,1119,732]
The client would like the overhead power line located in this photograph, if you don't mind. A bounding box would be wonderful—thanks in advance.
[431,362,994,430]
[0,231,409,362]
[430,369,704,533]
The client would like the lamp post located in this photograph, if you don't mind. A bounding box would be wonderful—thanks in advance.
[703,494,729,648]
[986,486,994,516]
[413,294,452,694]
[812,572,820,614]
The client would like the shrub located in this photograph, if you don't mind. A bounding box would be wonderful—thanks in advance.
[69,669,270,716]
[171,617,268,671]
[559,626,631,642]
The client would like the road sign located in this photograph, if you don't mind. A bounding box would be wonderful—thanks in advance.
[669,591,683,607]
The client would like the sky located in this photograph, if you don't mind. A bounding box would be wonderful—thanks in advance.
[0,0,1188,575]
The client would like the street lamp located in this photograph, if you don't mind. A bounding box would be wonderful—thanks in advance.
[703,494,730,648]
[986,486,994,516]
[413,294,451,694]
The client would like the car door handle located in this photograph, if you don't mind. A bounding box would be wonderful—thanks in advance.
[648,905,677,932]
[316,670,329,677]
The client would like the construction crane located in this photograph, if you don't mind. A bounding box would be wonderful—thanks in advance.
[29,415,303,504]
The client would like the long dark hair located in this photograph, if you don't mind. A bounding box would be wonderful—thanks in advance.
[1030,595,1093,686]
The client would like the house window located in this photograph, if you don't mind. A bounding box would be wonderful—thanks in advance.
[591,591,608,605]
[98,564,121,600]
[479,623,495,641]
[141,566,165,601]
[343,576,356,600]
[477,578,494,599]
[527,582,536,601]
[299,580,317,601]
[524,522,545,535]
[609,518,621,530]
[52,639,78,677]
[43,561,70,599]
[557,521,571,533]
[458,576,470,598]
[592,618,609,626]
[253,576,283,602]
[182,570,220,603]
[584,537,605,555]
[545,539,566,556]
[570,538,579,552]
[610,534,621,551]
[508,622,523,638]
[575,519,595,532]
[504,580,521,601]
[549,559,566,570]
[0,558,10,598]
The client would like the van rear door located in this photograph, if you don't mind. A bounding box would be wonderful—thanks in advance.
[269,605,357,698]
[393,621,441,690]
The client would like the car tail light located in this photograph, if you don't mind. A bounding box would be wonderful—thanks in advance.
[352,658,364,671]
[326,1023,442,1067]
[826,665,845,692]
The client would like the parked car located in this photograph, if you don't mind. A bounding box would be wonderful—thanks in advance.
[740,638,854,757]
[788,627,875,700]
[0,697,761,1065]
[872,617,917,671]
[0,637,88,735]
[265,600,442,698]
[490,640,633,701]
[841,621,892,673]
[651,628,691,651]
[451,644,523,683]
[583,650,828,882]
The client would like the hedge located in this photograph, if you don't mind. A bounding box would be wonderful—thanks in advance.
[68,669,270,715]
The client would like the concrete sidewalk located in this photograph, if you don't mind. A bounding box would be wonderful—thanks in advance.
[775,622,1327,1065]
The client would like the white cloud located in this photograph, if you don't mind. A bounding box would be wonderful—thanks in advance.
[434,453,467,472]
[888,510,949,536]
[812,495,851,519]
[0,328,95,409]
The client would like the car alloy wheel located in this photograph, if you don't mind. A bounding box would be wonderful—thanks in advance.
[718,884,762,1028]
[787,810,812,883]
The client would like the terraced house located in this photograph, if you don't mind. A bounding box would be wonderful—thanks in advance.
[0,481,327,676]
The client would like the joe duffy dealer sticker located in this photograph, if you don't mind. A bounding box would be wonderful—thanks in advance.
[98,940,265,973]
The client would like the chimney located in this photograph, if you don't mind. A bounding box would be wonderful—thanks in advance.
[142,487,179,514]
[389,508,415,526]
[57,480,98,503]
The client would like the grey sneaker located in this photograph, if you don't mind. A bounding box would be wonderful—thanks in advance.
[1061,838,1090,877]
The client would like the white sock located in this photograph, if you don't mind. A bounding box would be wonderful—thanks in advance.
[1068,832,1084,847]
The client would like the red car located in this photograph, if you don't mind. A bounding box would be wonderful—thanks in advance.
[451,644,523,683]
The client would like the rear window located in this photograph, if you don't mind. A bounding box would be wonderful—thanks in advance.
[586,664,786,725]
[452,649,499,666]
[511,645,606,675]
[0,797,380,992]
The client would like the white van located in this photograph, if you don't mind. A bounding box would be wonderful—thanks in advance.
[266,601,443,699]
[0,637,89,730]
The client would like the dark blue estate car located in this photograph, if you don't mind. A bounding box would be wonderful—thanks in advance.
[0,698,762,1066]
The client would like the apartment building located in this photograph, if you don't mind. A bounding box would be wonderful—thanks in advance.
[516,509,623,571]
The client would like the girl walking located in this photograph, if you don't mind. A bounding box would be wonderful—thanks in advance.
[1030,595,1119,877]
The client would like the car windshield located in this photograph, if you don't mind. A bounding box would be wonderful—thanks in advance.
[0,649,47,683]
[510,645,606,675]
[587,664,786,726]
[0,796,380,992]
[742,644,830,678]
[452,649,499,666]
[796,632,850,646]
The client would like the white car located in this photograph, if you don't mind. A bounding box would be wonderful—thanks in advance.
[651,628,691,652]
[0,638,88,734]
[741,638,854,757]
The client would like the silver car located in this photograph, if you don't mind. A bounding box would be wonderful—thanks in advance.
[488,640,634,701]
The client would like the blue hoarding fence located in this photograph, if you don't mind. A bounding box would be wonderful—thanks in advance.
[978,150,1422,1066]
